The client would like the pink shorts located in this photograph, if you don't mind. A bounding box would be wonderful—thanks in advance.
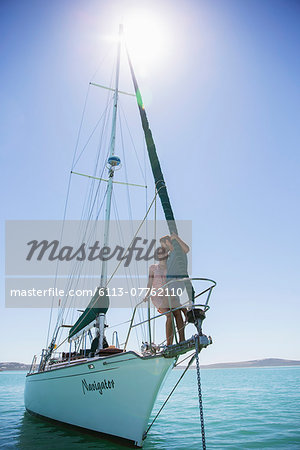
[151,294,181,313]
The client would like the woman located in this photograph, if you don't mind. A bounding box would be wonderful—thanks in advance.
[144,243,186,345]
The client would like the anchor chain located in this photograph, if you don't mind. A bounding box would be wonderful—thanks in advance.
[195,335,207,450]
[143,336,207,448]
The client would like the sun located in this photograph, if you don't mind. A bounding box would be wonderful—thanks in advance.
[122,10,169,71]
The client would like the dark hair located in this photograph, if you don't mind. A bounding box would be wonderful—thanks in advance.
[160,235,171,244]
[155,246,168,261]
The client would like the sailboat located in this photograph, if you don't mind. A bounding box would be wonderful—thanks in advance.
[24,25,216,448]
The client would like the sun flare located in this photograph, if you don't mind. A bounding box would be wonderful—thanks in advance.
[123,10,169,71]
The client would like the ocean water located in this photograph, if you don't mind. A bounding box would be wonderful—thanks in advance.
[0,367,299,449]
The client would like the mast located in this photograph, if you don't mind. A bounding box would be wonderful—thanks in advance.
[100,24,122,287]
[96,24,122,349]
[68,26,123,343]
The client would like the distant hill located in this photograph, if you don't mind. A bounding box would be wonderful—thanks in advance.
[1,358,300,372]
[200,358,300,369]
[0,362,31,371]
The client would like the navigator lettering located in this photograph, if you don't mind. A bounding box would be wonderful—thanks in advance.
[81,378,115,396]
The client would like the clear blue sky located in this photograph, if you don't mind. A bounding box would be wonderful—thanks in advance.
[1,0,299,364]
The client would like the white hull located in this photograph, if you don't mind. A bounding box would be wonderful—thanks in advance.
[25,351,175,447]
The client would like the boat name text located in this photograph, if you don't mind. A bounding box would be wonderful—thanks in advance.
[81,378,115,396]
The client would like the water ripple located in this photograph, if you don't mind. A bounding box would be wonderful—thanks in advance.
[0,367,299,449]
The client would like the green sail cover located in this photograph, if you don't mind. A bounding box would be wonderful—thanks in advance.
[127,51,194,303]
[68,288,109,339]
[127,55,177,235]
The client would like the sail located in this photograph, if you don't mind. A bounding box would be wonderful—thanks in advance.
[68,288,109,339]
[127,51,194,303]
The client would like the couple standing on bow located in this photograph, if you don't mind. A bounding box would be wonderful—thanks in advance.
[144,233,193,346]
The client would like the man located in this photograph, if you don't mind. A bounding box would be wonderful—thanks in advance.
[161,233,194,305]
[90,330,108,355]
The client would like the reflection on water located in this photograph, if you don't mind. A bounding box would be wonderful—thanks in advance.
[17,411,132,449]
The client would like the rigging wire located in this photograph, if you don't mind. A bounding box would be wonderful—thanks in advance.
[143,352,195,440]
[46,82,92,348]
[144,345,207,450]
[119,100,146,183]
[108,318,131,329]
[49,47,161,352]
[59,59,117,331]
[58,185,106,332]
[53,61,116,340]
[111,192,146,344]
[89,48,111,83]
[57,185,108,337]
[118,109,147,337]
[53,186,164,353]
[106,185,165,287]
[52,95,113,342]
[72,97,113,170]
[53,150,108,335]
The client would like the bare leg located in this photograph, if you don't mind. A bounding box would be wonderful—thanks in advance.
[160,309,174,345]
[181,307,188,321]
[173,310,185,342]
[165,312,174,345]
